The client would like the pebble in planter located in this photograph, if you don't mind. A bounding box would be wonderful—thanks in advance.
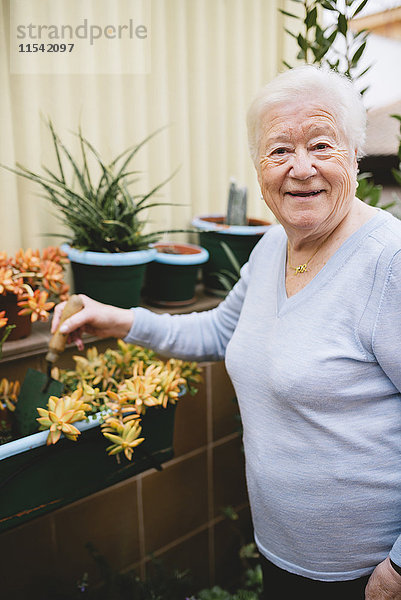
[143,241,209,307]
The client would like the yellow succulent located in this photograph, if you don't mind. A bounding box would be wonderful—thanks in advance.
[167,358,203,393]
[0,378,20,412]
[156,366,185,408]
[113,362,163,414]
[101,414,144,461]
[79,382,107,409]
[36,388,91,445]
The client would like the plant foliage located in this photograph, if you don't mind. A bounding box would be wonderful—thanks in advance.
[281,0,372,91]
[2,121,183,253]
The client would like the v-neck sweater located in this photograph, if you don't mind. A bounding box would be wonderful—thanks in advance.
[125,208,401,581]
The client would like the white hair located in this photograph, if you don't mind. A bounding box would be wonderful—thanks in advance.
[246,65,367,165]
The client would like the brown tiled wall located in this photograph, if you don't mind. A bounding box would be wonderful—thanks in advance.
[0,356,252,599]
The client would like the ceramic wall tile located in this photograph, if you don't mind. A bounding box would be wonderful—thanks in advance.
[142,450,208,554]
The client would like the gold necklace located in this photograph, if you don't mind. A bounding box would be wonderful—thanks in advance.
[287,239,326,275]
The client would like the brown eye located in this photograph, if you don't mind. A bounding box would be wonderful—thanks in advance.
[272,147,287,155]
[315,143,329,150]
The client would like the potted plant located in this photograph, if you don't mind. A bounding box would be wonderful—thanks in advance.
[143,241,209,307]
[191,214,271,296]
[0,246,69,340]
[0,340,202,532]
[2,121,186,309]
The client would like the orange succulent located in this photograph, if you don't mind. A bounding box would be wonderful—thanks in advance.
[18,289,55,322]
[0,246,69,324]
[13,248,41,274]
[0,252,8,267]
[0,268,16,295]
[41,246,69,265]
[0,310,7,328]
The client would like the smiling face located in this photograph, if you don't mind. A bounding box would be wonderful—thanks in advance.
[257,99,358,241]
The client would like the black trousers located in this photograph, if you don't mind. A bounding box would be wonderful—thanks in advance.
[261,557,371,599]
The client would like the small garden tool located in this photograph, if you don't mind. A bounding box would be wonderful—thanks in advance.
[15,294,84,437]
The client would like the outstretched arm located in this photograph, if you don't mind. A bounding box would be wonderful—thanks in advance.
[52,262,250,359]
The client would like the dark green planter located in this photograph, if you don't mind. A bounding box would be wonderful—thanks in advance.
[192,215,271,296]
[143,242,209,307]
[61,244,157,308]
[0,404,176,533]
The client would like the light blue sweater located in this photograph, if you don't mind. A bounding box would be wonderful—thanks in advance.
[125,209,401,581]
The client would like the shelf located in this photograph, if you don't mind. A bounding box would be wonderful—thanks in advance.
[0,286,222,365]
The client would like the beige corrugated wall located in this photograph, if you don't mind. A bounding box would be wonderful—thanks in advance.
[0,0,300,254]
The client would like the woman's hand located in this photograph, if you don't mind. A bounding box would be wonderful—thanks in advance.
[365,558,401,599]
[51,294,134,351]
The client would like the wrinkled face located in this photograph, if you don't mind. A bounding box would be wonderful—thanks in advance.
[257,100,358,237]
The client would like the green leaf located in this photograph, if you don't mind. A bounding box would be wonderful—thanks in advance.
[356,64,372,78]
[320,1,336,10]
[278,9,299,19]
[392,169,401,186]
[337,13,348,36]
[351,41,366,66]
[47,118,66,183]
[381,201,396,211]
[327,29,338,44]
[284,27,297,39]
[297,33,308,53]
[305,6,317,29]
[220,241,241,275]
[352,0,369,18]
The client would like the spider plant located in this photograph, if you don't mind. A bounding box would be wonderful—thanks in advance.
[214,241,242,292]
[2,120,183,253]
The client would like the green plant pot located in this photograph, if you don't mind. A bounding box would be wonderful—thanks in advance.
[61,244,157,308]
[143,242,209,307]
[192,215,271,296]
[0,404,176,533]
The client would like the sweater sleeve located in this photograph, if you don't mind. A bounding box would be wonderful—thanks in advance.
[372,250,401,393]
[123,261,250,361]
[372,249,401,566]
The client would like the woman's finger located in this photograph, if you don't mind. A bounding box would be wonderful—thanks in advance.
[69,329,84,352]
[51,300,67,333]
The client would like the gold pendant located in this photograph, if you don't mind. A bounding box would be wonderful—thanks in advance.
[295,264,307,274]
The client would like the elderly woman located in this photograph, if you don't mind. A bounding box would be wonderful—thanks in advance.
[54,66,401,599]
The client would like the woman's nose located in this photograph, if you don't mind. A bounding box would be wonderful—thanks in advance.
[289,150,317,179]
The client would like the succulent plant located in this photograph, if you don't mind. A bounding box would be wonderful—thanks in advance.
[0,378,20,412]
[101,414,145,461]
[0,246,69,323]
[36,388,92,445]
[53,342,202,401]
[17,342,202,462]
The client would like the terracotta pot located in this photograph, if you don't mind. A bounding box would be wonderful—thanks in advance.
[0,293,32,341]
